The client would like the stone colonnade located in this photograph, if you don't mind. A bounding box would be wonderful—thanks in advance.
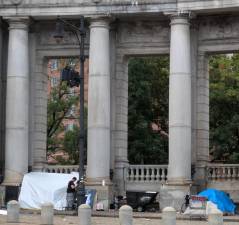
[3,13,196,207]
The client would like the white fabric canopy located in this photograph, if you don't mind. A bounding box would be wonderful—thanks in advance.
[18,172,78,210]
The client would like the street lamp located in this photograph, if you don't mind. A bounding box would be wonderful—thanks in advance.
[53,16,86,207]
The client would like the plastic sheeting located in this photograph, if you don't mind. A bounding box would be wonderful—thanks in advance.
[18,172,78,210]
[198,188,236,214]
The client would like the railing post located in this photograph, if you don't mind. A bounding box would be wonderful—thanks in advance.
[135,166,139,182]
[7,200,20,223]
[208,208,223,225]
[162,167,166,181]
[129,167,134,181]
[41,202,54,225]
[156,168,160,181]
[150,167,155,182]
[145,167,150,181]
[162,207,176,225]
[119,205,133,225]
[78,204,91,225]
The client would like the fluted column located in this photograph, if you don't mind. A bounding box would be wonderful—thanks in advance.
[167,14,192,185]
[87,18,111,184]
[4,17,29,185]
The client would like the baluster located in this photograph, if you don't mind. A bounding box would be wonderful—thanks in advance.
[126,168,130,181]
[224,167,228,179]
[227,167,232,179]
[135,167,139,182]
[236,167,239,179]
[129,167,134,182]
[207,167,211,180]
[232,167,236,179]
[145,168,150,181]
[220,167,224,179]
[140,166,143,182]
[161,168,166,181]
[211,167,216,180]
[156,168,160,181]
[150,168,155,182]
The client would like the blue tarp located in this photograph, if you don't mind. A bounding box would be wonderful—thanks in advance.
[198,189,236,214]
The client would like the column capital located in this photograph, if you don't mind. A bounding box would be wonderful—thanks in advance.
[89,16,112,29]
[3,16,30,30]
[165,11,196,23]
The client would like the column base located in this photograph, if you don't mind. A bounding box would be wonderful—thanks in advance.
[0,185,20,207]
[159,182,191,211]
[86,178,113,211]
[3,170,23,186]
[114,160,128,196]
[32,164,45,172]
[194,163,207,192]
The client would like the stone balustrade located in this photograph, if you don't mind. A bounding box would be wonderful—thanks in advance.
[42,165,80,174]
[127,165,168,183]
[42,163,239,182]
[208,164,239,180]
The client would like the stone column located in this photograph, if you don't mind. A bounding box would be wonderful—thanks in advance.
[87,18,111,208]
[160,13,192,210]
[3,17,29,185]
[194,52,209,190]
[114,56,129,196]
[168,13,191,185]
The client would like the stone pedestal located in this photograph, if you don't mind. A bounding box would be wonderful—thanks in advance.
[160,183,191,211]
[86,179,113,210]
[114,161,128,196]
[194,163,207,192]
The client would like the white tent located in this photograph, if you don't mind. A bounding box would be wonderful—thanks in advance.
[18,172,78,210]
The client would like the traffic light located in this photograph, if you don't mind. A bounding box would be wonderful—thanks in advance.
[61,66,81,87]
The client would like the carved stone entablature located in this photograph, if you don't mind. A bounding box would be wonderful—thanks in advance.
[0,0,174,6]
[118,21,170,44]
[38,27,90,46]
[198,16,239,41]
[10,0,22,5]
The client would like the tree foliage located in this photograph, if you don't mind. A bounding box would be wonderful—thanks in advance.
[63,107,87,165]
[209,54,239,162]
[47,81,78,152]
[128,57,169,164]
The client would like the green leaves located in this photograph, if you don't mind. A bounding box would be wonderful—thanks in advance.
[47,81,79,153]
[209,54,239,162]
[128,57,169,164]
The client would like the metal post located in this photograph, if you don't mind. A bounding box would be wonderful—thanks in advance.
[54,16,86,207]
[77,16,86,206]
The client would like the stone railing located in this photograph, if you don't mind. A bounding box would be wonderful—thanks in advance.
[42,165,80,174]
[207,164,239,180]
[127,165,168,183]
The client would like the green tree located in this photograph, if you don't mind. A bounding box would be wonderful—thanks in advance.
[47,81,78,152]
[209,54,239,162]
[63,107,88,165]
[128,56,169,164]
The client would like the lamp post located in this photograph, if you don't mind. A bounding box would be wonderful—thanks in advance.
[54,16,86,206]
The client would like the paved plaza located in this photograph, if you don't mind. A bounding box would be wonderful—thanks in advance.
[0,214,238,225]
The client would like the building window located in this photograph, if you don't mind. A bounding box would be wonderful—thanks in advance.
[65,123,74,132]
[50,59,58,71]
[51,77,60,87]
[68,88,75,96]
[66,105,76,118]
